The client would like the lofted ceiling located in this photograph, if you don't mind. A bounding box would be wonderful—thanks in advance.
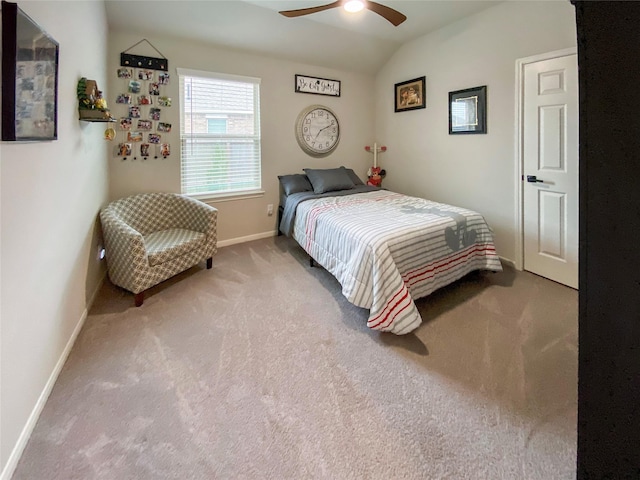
[105,0,502,74]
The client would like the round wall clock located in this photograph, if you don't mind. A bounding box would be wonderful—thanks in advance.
[295,104,340,157]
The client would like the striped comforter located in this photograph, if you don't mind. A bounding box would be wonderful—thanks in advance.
[291,190,502,334]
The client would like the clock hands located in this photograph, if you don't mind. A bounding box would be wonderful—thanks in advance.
[315,123,334,139]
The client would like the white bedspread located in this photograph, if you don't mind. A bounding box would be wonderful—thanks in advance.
[292,190,503,334]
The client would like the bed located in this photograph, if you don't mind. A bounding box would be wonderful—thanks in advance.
[278,167,503,335]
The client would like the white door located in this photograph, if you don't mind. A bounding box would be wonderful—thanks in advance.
[522,53,578,288]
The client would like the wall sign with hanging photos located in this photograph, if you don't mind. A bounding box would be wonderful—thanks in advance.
[107,39,171,160]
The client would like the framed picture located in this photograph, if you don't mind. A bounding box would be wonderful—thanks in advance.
[295,74,341,97]
[1,0,59,141]
[394,76,426,113]
[449,85,487,134]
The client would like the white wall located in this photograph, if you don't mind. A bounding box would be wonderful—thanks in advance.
[0,2,576,475]
[375,1,577,263]
[107,32,375,244]
[0,1,109,477]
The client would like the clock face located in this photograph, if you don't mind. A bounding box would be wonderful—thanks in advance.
[295,105,340,157]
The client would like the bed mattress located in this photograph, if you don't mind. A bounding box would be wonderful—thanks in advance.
[289,189,502,334]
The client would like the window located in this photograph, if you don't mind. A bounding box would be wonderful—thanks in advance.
[207,117,227,134]
[178,68,261,197]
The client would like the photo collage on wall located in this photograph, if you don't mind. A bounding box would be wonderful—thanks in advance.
[111,67,172,160]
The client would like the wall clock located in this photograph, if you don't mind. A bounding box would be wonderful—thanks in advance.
[295,104,340,157]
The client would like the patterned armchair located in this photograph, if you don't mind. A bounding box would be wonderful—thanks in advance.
[100,193,217,306]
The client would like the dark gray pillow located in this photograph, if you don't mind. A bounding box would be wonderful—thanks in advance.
[303,167,355,194]
[340,166,365,186]
[278,174,313,196]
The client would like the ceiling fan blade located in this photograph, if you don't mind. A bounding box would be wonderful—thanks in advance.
[365,0,407,26]
[279,1,342,18]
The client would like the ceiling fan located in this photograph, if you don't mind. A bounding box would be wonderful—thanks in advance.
[279,0,407,27]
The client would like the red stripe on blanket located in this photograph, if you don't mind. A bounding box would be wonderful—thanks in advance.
[367,286,412,330]
[368,244,497,331]
[403,244,496,287]
[376,294,415,331]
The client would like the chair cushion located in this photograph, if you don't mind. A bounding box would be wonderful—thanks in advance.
[144,228,206,267]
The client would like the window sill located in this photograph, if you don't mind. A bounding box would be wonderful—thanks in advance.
[188,189,265,203]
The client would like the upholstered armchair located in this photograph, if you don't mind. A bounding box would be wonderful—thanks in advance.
[100,193,217,306]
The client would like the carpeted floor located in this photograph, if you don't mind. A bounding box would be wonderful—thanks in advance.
[13,236,578,479]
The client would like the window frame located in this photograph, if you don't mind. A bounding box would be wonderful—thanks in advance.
[177,68,263,201]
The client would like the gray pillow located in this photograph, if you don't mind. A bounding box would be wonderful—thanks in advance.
[303,167,355,194]
[340,166,365,186]
[278,174,313,195]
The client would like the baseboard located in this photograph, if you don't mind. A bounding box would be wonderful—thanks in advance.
[88,270,107,308]
[499,256,518,269]
[0,274,106,480]
[217,230,276,247]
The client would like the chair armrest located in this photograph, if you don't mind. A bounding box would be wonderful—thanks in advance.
[99,208,149,292]
[172,195,218,235]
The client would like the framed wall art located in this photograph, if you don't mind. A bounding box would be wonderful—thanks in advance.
[1,0,59,141]
[449,85,487,134]
[295,74,341,97]
[394,76,426,112]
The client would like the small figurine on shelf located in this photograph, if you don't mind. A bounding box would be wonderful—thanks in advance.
[94,90,108,111]
[77,77,114,121]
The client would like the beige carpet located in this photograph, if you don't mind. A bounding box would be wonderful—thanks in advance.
[13,236,578,479]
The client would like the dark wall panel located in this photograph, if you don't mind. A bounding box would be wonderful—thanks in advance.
[575,1,640,478]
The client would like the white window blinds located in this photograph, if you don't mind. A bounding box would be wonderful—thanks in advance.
[178,68,261,197]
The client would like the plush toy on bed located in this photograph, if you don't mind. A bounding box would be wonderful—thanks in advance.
[367,166,386,187]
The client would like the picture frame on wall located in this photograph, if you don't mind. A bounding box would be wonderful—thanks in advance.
[394,76,426,113]
[1,0,59,141]
[449,85,487,134]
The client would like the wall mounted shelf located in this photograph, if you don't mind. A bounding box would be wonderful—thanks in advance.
[79,117,116,123]
[77,77,115,122]
[78,110,115,122]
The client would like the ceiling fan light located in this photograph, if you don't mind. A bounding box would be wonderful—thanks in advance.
[344,0,365,13]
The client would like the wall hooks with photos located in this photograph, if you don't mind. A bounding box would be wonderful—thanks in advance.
[120,38,168,71]
[113,45,171,161]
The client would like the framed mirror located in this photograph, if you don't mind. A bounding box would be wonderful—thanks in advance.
[2,0,59,141]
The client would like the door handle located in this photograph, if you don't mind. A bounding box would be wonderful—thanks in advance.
[526,175,544,183]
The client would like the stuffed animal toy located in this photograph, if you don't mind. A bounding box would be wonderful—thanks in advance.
[367,166,386,187]
[365,143,387,187]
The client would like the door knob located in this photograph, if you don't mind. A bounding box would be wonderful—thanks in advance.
[526,175,543,183]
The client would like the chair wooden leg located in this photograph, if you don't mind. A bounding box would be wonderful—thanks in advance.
[206,257,213,269]
[134,292,144,307]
